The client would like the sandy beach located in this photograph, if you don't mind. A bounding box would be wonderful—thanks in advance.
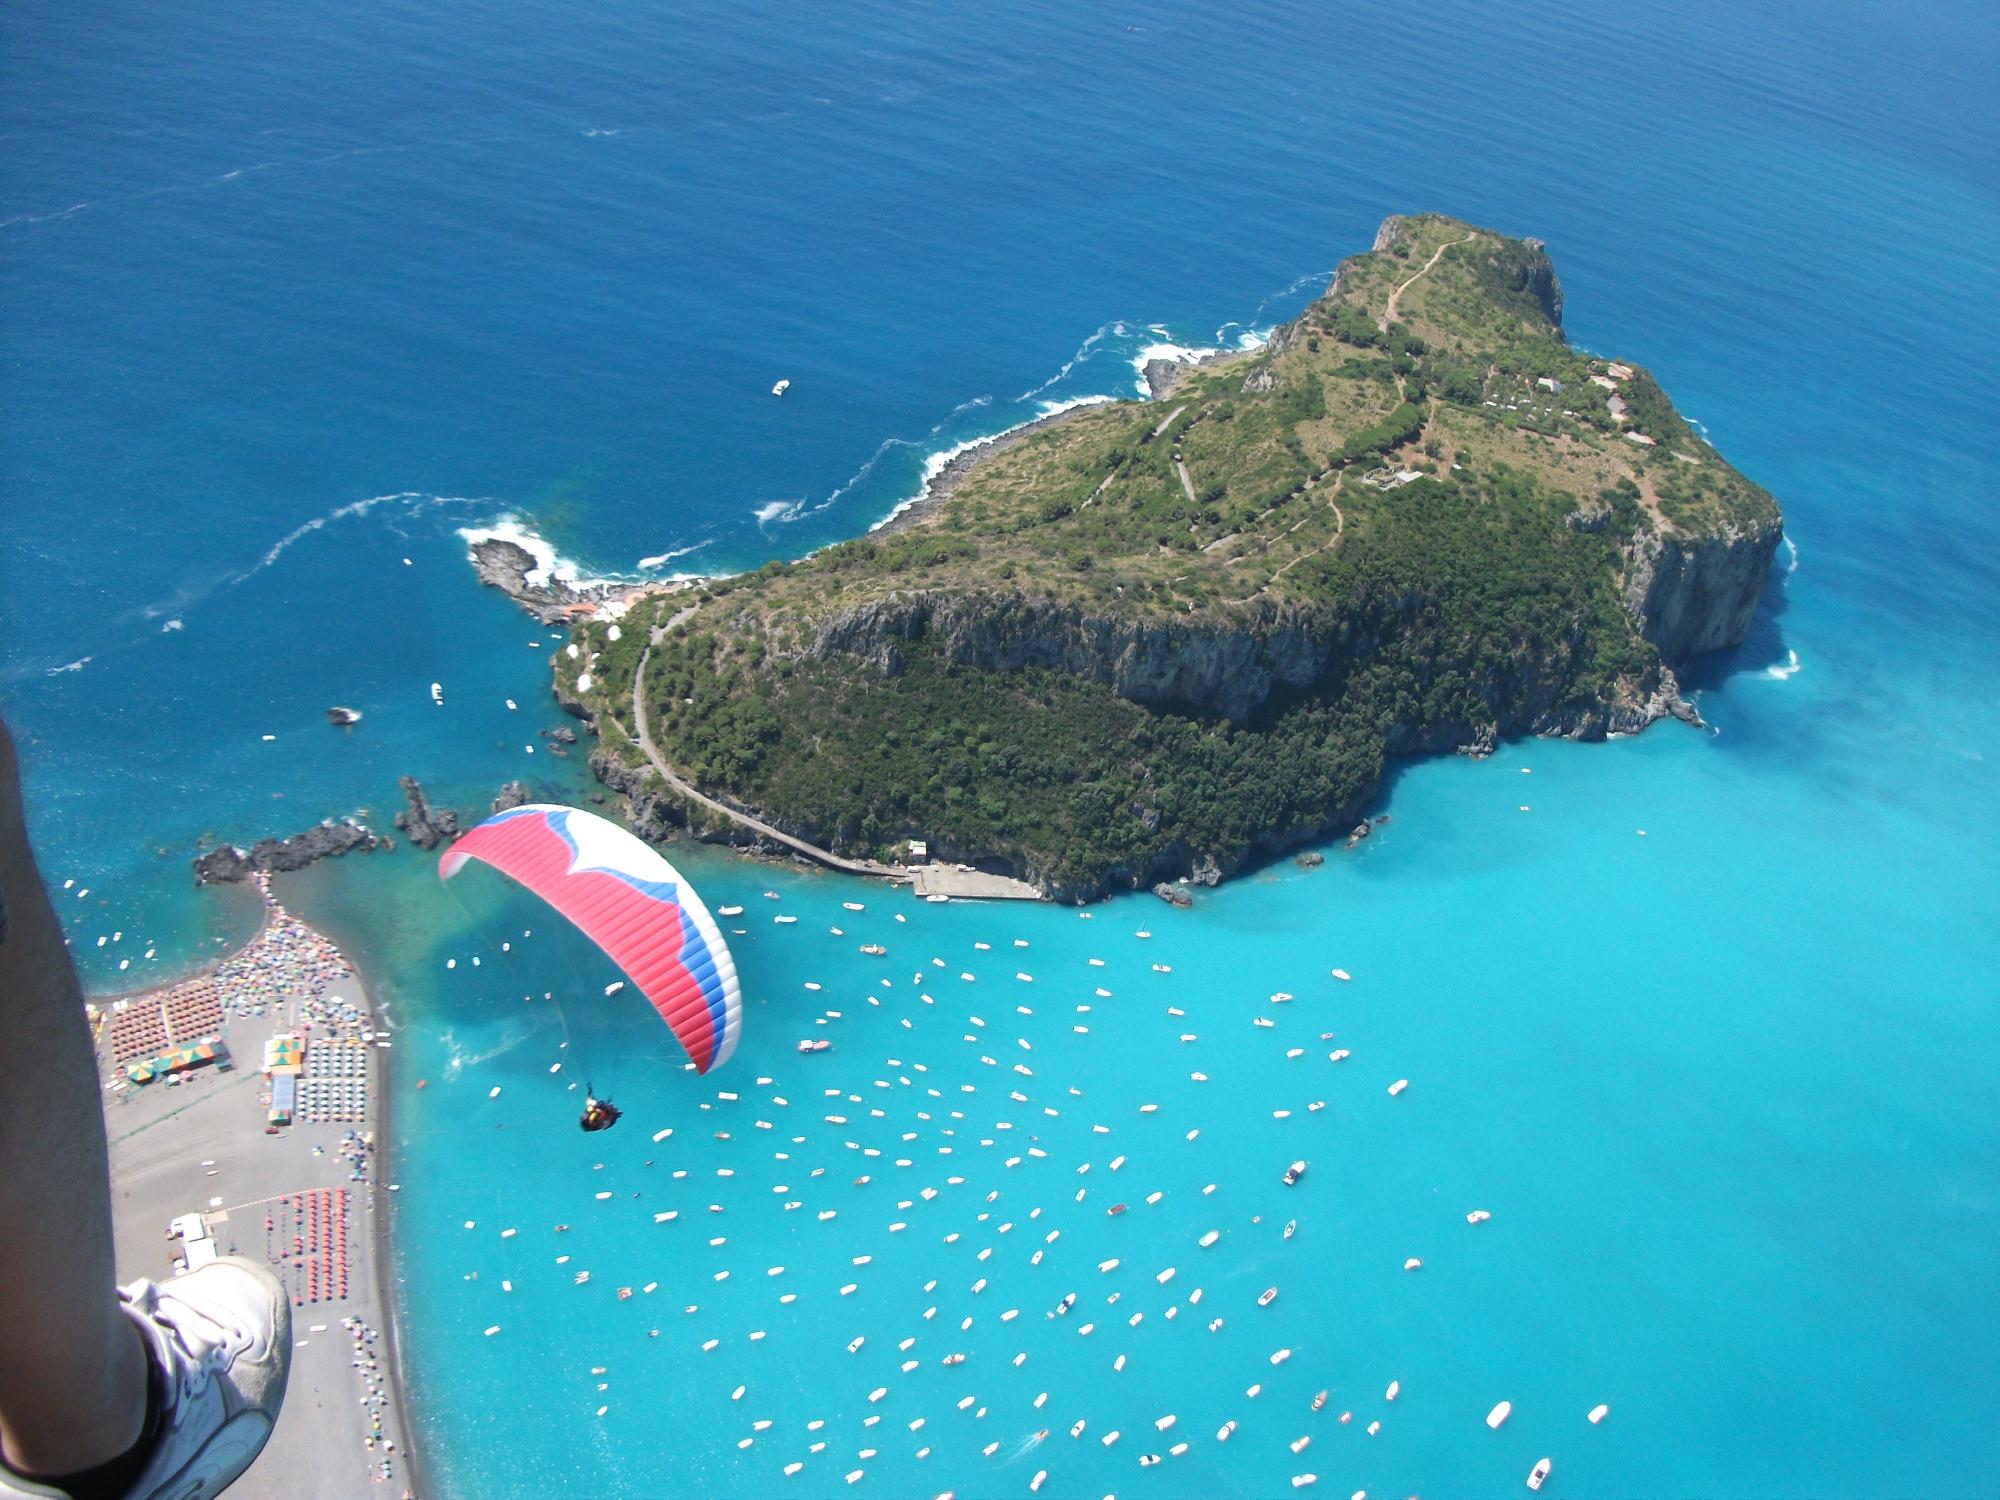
[95,876,418,1498]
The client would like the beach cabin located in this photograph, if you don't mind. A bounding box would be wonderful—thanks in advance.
[908,840,930,865]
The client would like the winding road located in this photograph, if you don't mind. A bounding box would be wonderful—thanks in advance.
[617,627,899,879]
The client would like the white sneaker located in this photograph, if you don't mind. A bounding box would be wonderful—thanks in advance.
[0,1258,290,1500]
[119,1257,291,1500]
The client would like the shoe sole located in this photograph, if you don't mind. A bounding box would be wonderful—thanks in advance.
[135,1407,274,1500]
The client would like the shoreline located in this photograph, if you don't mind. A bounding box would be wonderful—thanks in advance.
[97,876,418,1498]
[370,1000,425,1500]
[870,400,1111,538]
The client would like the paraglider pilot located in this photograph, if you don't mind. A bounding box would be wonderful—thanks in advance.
[580,1092,621,1133]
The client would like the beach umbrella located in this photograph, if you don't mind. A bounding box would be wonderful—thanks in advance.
[439,804,743,1074]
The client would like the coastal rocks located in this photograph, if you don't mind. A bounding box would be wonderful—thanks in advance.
[1626,514,1785,659]
[1151,883,1193,908]
[1190,854,1223,887]
[393,776,460,851]
[1143,359,1188,401]
[1294,851,1325,869]
[491,781,530,814]
[540,725,578,745]
[192,820,385,885]
[465,537,682,627]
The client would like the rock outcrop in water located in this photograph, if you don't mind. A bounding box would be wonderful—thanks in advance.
[393,776,460,850]
[192,820,385,885]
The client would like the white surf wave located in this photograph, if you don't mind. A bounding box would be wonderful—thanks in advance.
[1015,324,1114,400]
[456,515,631,592]
[754,499,807,528]
[1764,649,1802,681]
[1783,535,1800,574]
[252,491,486,578]
[635,540,711,571]
[46,656,92,675]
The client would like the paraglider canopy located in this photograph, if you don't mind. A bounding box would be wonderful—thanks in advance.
[439,803,743,1074]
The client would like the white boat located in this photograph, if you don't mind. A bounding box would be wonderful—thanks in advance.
[774,915,797,925]
[1486,1401,1512,1430]
[1587,1403,1609,1425]
[843,901,864,911]
[772,379,790,396]
[1198,1230,1220,1248]
[1526,1458,1551,1491]
[718,905,744,917]
[325,706,362,726]
[1282,1160,1307,1186]
[430,682,443,705]
[1283,1219,1296,1240]
[1257,1287,1278,1307]
[796,1039,832,1054]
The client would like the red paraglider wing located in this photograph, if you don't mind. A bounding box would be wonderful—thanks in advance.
[439,804,742,1072]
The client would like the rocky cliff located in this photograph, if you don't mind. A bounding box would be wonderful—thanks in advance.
[1626,514,1785,658]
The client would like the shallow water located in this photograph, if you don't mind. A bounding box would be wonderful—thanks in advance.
[7,0,1999,1492]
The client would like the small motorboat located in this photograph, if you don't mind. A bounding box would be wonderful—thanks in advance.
[1107,1203,1127,1217]
[430,682,444,706]
[1283,1219,1296,1240]
[1282,1160,1307,1187]
[326,706,362,726]
[1587,1403,1609,1425]
[1486,1401,1512,1430]
[774,915,797,925]
[1526,1458,1551,1491]
[616,1286,633,1301]
[1254,1017,1276,1029]
[718,905,744,917]
[941,1352,965,1366]
[1199,1230,1220,1248]
[859,943,886,956]
[842,901,864,911]
[1257,1287,1278,1307]
[771,378,791,396]
[796,1039,832,1054]
[1311,1390,1327,1412]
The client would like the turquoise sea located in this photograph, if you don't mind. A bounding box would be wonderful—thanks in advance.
[5,0,1998,1494]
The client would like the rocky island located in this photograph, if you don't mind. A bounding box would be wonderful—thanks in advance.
[557,215,1783,898]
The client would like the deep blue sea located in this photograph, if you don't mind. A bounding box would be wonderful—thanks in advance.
[6,1,1999,1494]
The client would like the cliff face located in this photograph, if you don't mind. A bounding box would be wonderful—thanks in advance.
[1626,514,1785,659]
[809,592,1333,723]
[805,500,1776,735]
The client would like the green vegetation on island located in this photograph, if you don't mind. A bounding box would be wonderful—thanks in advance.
[563,215,1783,897]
